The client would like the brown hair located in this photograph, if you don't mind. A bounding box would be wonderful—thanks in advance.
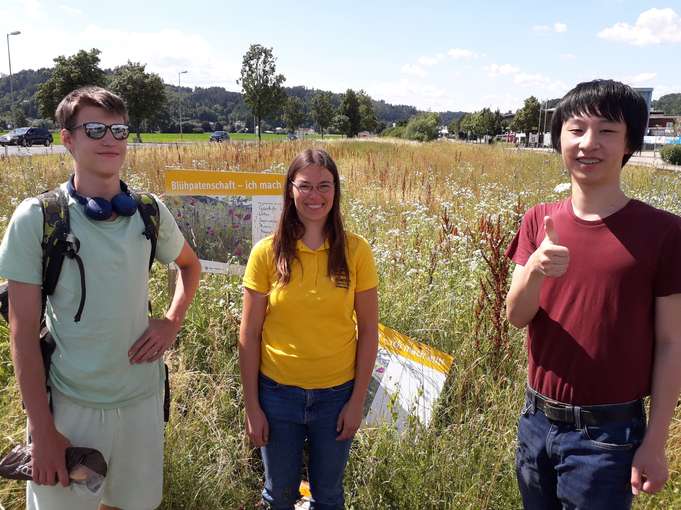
[272,148,349,287]
[55,86,128,129]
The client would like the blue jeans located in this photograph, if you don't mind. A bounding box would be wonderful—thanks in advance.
[258,374,354,510]
[515,393,646,510]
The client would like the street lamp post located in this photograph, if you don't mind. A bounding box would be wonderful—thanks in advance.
[6,31,21,128]
[178,70,188,140]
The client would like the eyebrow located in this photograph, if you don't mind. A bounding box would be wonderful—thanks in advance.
[566,117,623,126]
[294,179,334,183]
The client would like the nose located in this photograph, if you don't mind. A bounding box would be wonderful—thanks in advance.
[578,128,600,151]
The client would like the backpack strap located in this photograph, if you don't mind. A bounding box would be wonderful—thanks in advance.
[38,187,86,322]
[130,191,160,271]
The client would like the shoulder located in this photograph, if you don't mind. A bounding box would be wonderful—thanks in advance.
[627,200,681,233]
[251,235,275,257]
[629,199,680,220]
[10,197,44,226]
[345,232,372,253]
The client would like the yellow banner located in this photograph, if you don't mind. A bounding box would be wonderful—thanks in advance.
[378,324,454,375]
[164,169,285,196]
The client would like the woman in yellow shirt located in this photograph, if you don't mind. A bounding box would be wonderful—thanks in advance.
[239,148,379,510]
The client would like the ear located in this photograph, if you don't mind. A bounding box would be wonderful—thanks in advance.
[61,128,74,153]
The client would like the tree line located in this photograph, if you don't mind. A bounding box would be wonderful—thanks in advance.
[0,45,461,141]
[6,45,675,143]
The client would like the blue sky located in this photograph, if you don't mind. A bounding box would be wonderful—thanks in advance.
[2,0,681,112]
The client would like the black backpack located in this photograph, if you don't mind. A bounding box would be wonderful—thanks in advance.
[0,185,160,382]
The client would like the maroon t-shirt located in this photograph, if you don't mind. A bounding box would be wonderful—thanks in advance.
[506,198,681,405]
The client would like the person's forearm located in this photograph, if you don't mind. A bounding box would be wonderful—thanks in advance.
[506,261,544,328]
[644,339,681,449]
[11,330,55,436]
[238,331,262,411]
[165,260,201,326]
[350,328,378,406]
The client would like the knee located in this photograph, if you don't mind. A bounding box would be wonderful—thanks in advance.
[262,483,301,509]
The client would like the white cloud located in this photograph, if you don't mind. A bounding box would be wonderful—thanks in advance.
[513,73,568,94]
[400,63,426,78]
[560,53,576,60]
[76,26,240,88]
[447,48,478,60]
[652,84,681,99]
[484,63,519,78]
[622,72,657,85]
[479,93,524,113]
[417,54,444,67]
[533,22,567,33]
[59,4,83,16]
[369,78,450,111]
[598,8,681,46]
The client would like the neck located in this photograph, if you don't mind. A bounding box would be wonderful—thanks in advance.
[570,180,629,220]
[73,170,121,200]
[300,222,326,250]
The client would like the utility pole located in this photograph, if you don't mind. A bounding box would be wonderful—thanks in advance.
[178,70,188,140]
[6,31,21,127]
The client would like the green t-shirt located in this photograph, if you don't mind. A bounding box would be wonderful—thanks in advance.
[0,183,185,408]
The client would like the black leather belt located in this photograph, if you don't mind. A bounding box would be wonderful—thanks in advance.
[526,387,644,427]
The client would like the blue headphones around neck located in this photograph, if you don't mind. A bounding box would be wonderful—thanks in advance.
[67,175,138,221]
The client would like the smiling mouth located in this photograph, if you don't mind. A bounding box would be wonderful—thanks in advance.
[305,204,324,209]
[576,158,601,165]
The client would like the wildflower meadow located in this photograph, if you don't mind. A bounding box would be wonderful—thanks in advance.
[0,140,679,509]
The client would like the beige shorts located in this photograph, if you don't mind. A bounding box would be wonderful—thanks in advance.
[26,387,165,510]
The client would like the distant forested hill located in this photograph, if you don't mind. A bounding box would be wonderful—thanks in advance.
[652,94,681,115]
[0,68,464,131]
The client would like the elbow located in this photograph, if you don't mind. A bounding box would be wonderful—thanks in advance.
[506,300,530,329]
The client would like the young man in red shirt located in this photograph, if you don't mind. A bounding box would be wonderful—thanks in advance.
[506,79,681,509]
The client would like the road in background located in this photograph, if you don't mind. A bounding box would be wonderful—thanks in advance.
[0,141,225,158]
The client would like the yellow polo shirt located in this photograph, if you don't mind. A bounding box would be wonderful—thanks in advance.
[243,232,378,389]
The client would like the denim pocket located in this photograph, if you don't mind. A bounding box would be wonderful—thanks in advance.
[581,417,645,451]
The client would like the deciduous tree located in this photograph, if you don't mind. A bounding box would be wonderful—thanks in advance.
[237,44,286,143]
[37,49,106,120]
[340,89,361,137]
[283,96,306,133]
[511,96,541,136]
[404,112,439,142]
[357,90,377,133]
[110,61,166,142]
[311,91,334,138]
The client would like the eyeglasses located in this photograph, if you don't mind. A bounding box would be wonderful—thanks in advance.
[69,122,130,140]
[290,181,335,194]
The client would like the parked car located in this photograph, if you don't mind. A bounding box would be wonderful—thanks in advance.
[0,127,53,147]
[209,131,230,142]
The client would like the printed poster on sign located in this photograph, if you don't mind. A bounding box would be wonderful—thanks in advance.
[363,324,454,431]
[164,170,285,274]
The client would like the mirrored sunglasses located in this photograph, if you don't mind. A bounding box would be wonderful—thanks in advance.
[70,122,130,140]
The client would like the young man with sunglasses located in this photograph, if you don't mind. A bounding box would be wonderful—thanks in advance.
[506,79,681,509]
[0,86,201,510]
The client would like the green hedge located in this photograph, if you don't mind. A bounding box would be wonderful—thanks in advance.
[660,144,681,165]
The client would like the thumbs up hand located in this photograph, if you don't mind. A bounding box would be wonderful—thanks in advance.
[530,216,570,278]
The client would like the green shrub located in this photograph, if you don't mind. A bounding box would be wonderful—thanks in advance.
[660,144,681,165]
[404,112,439,142]
[380,125,406,138]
